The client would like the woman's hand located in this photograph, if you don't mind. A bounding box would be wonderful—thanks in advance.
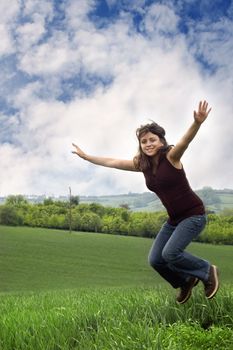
[167,99,212,164]
[194,100,211,125]
[72,143,87,160]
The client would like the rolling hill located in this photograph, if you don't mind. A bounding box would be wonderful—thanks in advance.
[79,188,233,212]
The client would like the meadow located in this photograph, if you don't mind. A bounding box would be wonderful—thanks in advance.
[0,225,233,349]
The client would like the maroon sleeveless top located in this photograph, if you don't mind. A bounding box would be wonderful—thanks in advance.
[143,154,205,225]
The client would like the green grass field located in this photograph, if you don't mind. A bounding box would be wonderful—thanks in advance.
[1,225,233,349]
[1,225,233,293]
[0,225,156,292]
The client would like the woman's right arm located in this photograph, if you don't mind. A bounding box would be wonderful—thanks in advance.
[72,143,138,171]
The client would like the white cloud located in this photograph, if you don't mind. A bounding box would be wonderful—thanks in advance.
[14,0,53,52]
[142,3,179,35]
[0,0,19,56]
[22,0,53,18]
[64,0,96,30]
[0,24,13,56]
[0,0,19,22]
[188,17,233,76]
[0,143,39,194]
[16,17,46,51]
[19,39,71,75]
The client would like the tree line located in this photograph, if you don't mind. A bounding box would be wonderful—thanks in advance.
[0,195,232,245]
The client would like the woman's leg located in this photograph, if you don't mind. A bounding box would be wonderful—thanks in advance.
[161,215,210,281]
[148,221,190,288]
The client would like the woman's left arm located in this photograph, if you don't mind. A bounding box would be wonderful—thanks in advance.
[167,100,211,164]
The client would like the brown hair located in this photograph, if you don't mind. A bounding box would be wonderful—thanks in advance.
[133,121,171,173]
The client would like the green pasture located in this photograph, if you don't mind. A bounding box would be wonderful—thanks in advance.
[219,194,233,208]
[0,225,232,293]
[0,225,153,292]
[1,225,233,349]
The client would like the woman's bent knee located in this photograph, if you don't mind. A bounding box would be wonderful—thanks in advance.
[148,253,164,268]
[162,249,180,264]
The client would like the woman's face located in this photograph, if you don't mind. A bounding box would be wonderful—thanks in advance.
[140,131,164,157]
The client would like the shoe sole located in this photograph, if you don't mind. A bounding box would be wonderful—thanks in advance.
[177,277,199,304]
[206,265,219,299]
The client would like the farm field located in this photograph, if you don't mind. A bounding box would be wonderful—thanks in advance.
[0,225,232,292]
[0,225,233,349]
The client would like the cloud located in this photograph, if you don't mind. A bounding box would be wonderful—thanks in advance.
[0,0,19,56]
[142,3,179,35]
[0,0,232,197]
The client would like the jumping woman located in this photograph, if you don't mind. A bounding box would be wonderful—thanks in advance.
[72,100,219,304]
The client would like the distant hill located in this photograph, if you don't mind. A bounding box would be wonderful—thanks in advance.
[79,188,233,212]
[1,187,232,213]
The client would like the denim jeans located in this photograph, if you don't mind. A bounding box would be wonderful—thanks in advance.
[148,215,210,288]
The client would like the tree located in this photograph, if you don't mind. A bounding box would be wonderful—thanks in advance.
[0,205,23,225]
[119,203,130,210]
[5,195,28,206]
[89,203,105,217]
[70,195,80,206]
[79,212,102,232]
[43,198,54,205]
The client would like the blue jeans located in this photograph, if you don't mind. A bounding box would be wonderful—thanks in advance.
[148,215,210,288]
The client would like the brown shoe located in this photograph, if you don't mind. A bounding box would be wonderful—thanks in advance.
[176,277,199,304]
[204,265,219,299]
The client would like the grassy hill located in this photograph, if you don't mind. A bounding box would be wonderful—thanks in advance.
[0,225,154,292]
[80,188,233,212]
[0,225,232,293]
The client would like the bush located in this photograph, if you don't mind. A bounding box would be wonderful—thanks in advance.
[0,205,23,226]
[79,212,102,232]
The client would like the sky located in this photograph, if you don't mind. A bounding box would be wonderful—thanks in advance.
[0,0,232,197]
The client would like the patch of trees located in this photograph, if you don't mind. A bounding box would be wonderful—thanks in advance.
[0,195,232,244]
[197,211,233,245]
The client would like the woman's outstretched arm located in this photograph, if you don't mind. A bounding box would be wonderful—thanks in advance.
[167,100,211,165]
[72,143,138,171]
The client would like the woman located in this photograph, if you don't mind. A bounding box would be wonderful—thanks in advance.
[72,100,219,304]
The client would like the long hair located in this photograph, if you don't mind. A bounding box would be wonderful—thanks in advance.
[133,121,171,174]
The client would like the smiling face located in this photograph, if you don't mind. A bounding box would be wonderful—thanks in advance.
[140,131,164,157]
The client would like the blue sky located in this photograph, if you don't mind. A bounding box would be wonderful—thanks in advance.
[0,0,232,196]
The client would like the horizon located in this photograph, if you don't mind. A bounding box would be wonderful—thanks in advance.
[1,186,233,200]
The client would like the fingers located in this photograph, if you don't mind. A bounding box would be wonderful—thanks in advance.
[72,143,80,152]
[206,107,212,116]
[203,100,209,112]
[71,143,84,157]
[199,100,211,115]
[71,143,78,154]
[194,100,211,124]
[199,101,202,111]
[199,100,207,111]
